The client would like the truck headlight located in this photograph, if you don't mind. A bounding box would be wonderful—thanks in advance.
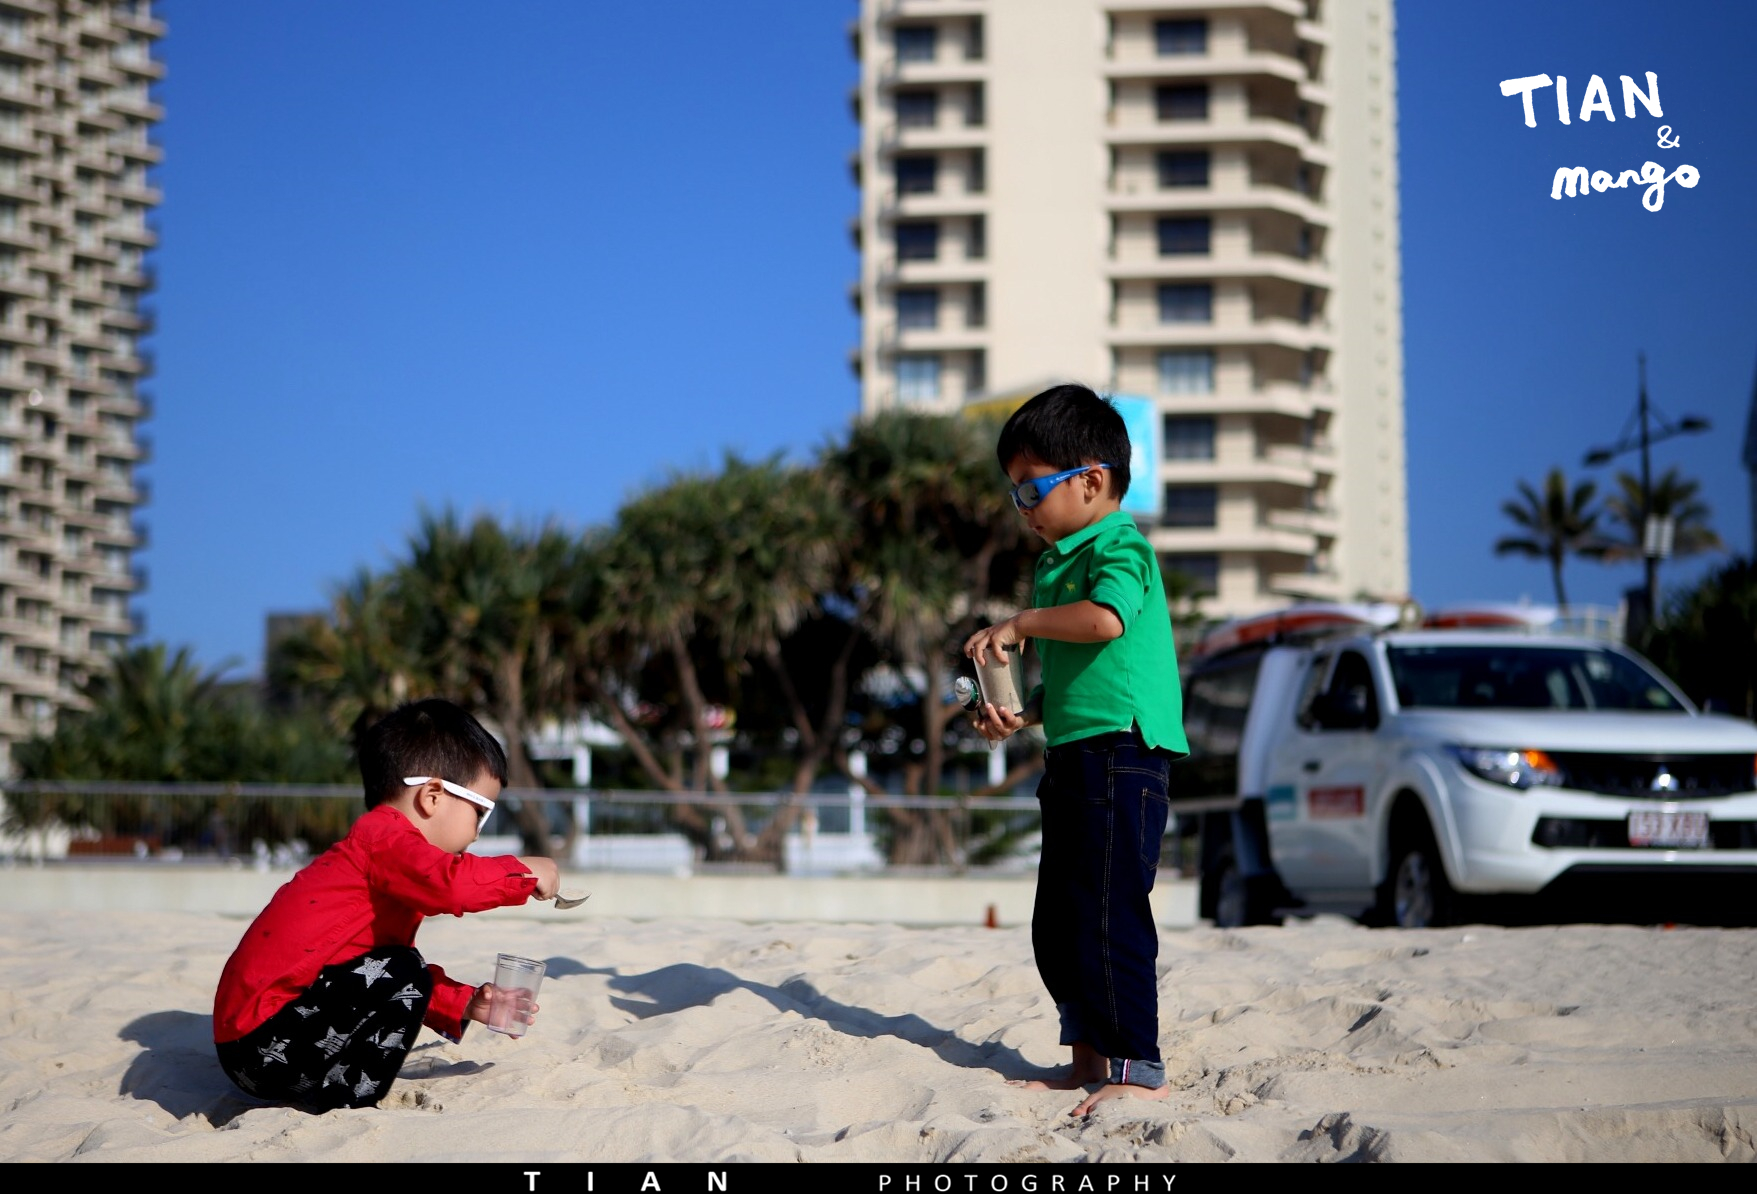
[1450,746,1564,790]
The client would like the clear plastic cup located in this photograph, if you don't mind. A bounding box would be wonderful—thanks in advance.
[485,953,545,1037]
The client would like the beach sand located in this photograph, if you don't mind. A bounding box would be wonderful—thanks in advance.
[3,908,1754,1164]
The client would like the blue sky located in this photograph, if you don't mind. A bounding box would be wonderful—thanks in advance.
[145,1,1757,676]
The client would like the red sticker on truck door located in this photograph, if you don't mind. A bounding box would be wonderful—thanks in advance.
[1307,786,1364,818]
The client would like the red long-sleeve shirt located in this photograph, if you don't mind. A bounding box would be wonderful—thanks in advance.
[213,803,538,1044]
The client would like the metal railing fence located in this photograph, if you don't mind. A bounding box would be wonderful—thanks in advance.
[0,781,1085,874]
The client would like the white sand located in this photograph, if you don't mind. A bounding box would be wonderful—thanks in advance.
[2,908,1754,1164]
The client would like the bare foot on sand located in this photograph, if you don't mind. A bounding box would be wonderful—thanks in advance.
[1069,1081,1171,1116]
[1008,1042,1108,1091]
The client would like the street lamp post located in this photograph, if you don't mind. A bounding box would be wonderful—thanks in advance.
[1583,353,1711,634]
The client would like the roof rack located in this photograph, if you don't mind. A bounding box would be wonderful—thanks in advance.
[1187,601,1412,662]
[1419,602,1625,642]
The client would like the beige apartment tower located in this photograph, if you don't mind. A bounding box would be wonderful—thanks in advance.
[851,0,1407,616]
[0,0,159,767]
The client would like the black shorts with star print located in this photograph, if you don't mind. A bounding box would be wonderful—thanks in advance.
[216,945,435,1112]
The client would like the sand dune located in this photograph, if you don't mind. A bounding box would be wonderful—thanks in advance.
[2,908,1753,1164]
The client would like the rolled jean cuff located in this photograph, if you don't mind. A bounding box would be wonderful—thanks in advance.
[1056,1002,1089,1047]
[1109,1058,1167,1089]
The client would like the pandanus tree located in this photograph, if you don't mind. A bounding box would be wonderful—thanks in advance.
[389,509,586,857]
[827,409,1037,864]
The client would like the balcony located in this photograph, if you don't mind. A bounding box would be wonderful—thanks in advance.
[876,321,989,356]
[1268,568,1342,601]
[1151,455,1316,489]
[1104,49,1307,87]
[872,254,989,286]
[1105,250,1331,291]
[876,120,987,153]
[1104,115,1329,164]
[1105,314,1333,355]
[1146,523,1315,555]
[1262,505,1340,539]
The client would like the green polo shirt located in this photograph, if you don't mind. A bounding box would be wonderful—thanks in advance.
[1030,510,1188,754]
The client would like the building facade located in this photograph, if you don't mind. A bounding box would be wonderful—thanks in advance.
[851,0,1406,617]
[0,0,160,768]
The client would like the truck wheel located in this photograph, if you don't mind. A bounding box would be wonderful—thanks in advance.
[1208,845,1283,928]
[1212,847,1249,927]
[1378,814,1455,928]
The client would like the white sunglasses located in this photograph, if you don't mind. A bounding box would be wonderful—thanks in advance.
[404,776,495,830]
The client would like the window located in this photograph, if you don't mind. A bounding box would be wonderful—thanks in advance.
[895,90,938,128]
[1158,283,1213,324]
[1162,553,1219,596]
[1156,150,1210,188]
[1156,216,1211,255]
[1158,349,1215,393]
[1155,84,1209,121]
[894,25,937,63]
[895,288,939,330]
[894,155,937,194]
[1155,19,1208,55]
[896,354,941,403]
[1162,416,1215,460]
[895,221,939,261]
[1162,486,1218,528]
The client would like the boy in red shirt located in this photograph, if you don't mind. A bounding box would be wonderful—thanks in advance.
[213,698,559,1112]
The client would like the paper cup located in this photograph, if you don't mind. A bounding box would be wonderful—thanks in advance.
[485,953,545,1037]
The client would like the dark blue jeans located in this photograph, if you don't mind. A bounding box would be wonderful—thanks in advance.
[1033,728,1172,1088]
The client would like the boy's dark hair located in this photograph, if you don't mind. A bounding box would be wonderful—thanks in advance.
[995,384,1132,500]
[357,698,510,809]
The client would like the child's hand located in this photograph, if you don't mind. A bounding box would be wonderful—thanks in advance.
[970,700,1028,743]
[467,982,540,1030]
[517,856,560,900]
[964,614,1028,666]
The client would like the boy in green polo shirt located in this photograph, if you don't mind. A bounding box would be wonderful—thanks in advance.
[964,383,1188,1116]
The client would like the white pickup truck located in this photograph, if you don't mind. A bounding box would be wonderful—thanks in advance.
[1175,608,1757,927]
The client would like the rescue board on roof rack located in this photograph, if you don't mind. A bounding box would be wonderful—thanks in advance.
[1189,602,1407,660]
[1420,603,1559,630]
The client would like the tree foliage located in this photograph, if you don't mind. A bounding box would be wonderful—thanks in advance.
[1493,468,1610,610]
[21,410,1208,869]
[1636,557,1757,719]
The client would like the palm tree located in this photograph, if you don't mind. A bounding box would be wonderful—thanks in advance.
[1602,466,1724,566]
[1493,468,1610,611]
[9,643,354,848]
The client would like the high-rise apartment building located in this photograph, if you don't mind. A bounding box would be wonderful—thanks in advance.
[851,0,1406,616]
[0,0,160,767]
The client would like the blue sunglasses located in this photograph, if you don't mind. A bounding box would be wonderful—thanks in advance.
[1010,463,1113,511]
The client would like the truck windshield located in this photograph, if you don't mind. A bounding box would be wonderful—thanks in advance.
[1386,644,1687,712]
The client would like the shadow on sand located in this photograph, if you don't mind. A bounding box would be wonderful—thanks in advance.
[117,1009,265,1127]
[586,960,1042,1080]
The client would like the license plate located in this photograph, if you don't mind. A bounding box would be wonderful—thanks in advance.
[1627,809,1709,848]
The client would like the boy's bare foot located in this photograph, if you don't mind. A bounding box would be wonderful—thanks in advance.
[1069,1081,1171,1117]
[1007,1042,1108,1090]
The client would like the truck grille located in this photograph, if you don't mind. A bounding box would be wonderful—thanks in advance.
[1547,752,1755,799]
